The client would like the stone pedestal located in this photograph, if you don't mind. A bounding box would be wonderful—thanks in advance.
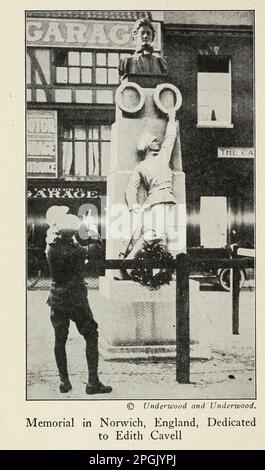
[98,277,211,361]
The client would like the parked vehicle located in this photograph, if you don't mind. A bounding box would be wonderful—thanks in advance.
[188,246,254,291]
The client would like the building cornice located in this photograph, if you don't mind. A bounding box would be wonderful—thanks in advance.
[26,10,151,21]
[164,24,253,37]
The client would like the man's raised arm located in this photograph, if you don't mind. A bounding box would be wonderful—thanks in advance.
[158,109,178,166]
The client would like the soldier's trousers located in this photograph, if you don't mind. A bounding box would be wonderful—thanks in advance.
[50,304,99,383]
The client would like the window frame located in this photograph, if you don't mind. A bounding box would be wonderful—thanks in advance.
[197,55,234,129]
[54,49,127,87]
[59,121,112,180]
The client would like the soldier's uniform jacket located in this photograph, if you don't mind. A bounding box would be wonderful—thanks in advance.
[125,121,177,211]
[47,238,88,311]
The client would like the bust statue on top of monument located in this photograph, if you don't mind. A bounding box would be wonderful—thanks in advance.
[119,18,168,80]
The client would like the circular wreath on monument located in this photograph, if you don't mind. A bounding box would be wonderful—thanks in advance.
[129,241,174,290]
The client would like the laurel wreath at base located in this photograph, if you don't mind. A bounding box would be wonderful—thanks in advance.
[130,242,174,290]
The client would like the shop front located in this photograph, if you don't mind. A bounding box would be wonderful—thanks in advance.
[27,179,107,286]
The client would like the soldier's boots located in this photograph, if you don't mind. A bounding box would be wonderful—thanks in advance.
[85,336,112,395]
[56,335,112,394]
[59,378,72,393]
[85,381,112,395]
[54,341,72,393]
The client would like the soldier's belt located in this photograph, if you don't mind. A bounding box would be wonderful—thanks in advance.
[148,185,173,194]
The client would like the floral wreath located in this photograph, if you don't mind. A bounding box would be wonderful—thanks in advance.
[129,241,174,290]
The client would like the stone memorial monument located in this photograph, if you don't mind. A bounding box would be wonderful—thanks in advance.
[99,18,208,361]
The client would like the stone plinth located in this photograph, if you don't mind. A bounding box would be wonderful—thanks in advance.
[123,73,169,88]
[97,277,211,361]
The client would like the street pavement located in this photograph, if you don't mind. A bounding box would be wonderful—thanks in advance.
[27,284,255,400]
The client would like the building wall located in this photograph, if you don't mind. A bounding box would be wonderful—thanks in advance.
[164,27,254,246]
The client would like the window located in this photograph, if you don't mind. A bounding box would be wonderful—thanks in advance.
[60,123,111,178]
[95,52,119,85]
[55,51,93,85]
[55,50,124,86]
[197,56,233,128]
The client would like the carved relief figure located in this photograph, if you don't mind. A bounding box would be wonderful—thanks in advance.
[124,109,178,259]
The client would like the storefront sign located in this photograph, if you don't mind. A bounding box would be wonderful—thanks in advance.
[218,147,255,159]
[27,110,58,178]
[27,187,99,199]
[26,18,161,50]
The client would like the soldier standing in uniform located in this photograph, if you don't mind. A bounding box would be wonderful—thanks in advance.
[45,209,112,395]
[124,110,178,259]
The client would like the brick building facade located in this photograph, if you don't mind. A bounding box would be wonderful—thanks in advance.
[162,11,254,247]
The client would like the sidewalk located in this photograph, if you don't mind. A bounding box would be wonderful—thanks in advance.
[27,287,255,400]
